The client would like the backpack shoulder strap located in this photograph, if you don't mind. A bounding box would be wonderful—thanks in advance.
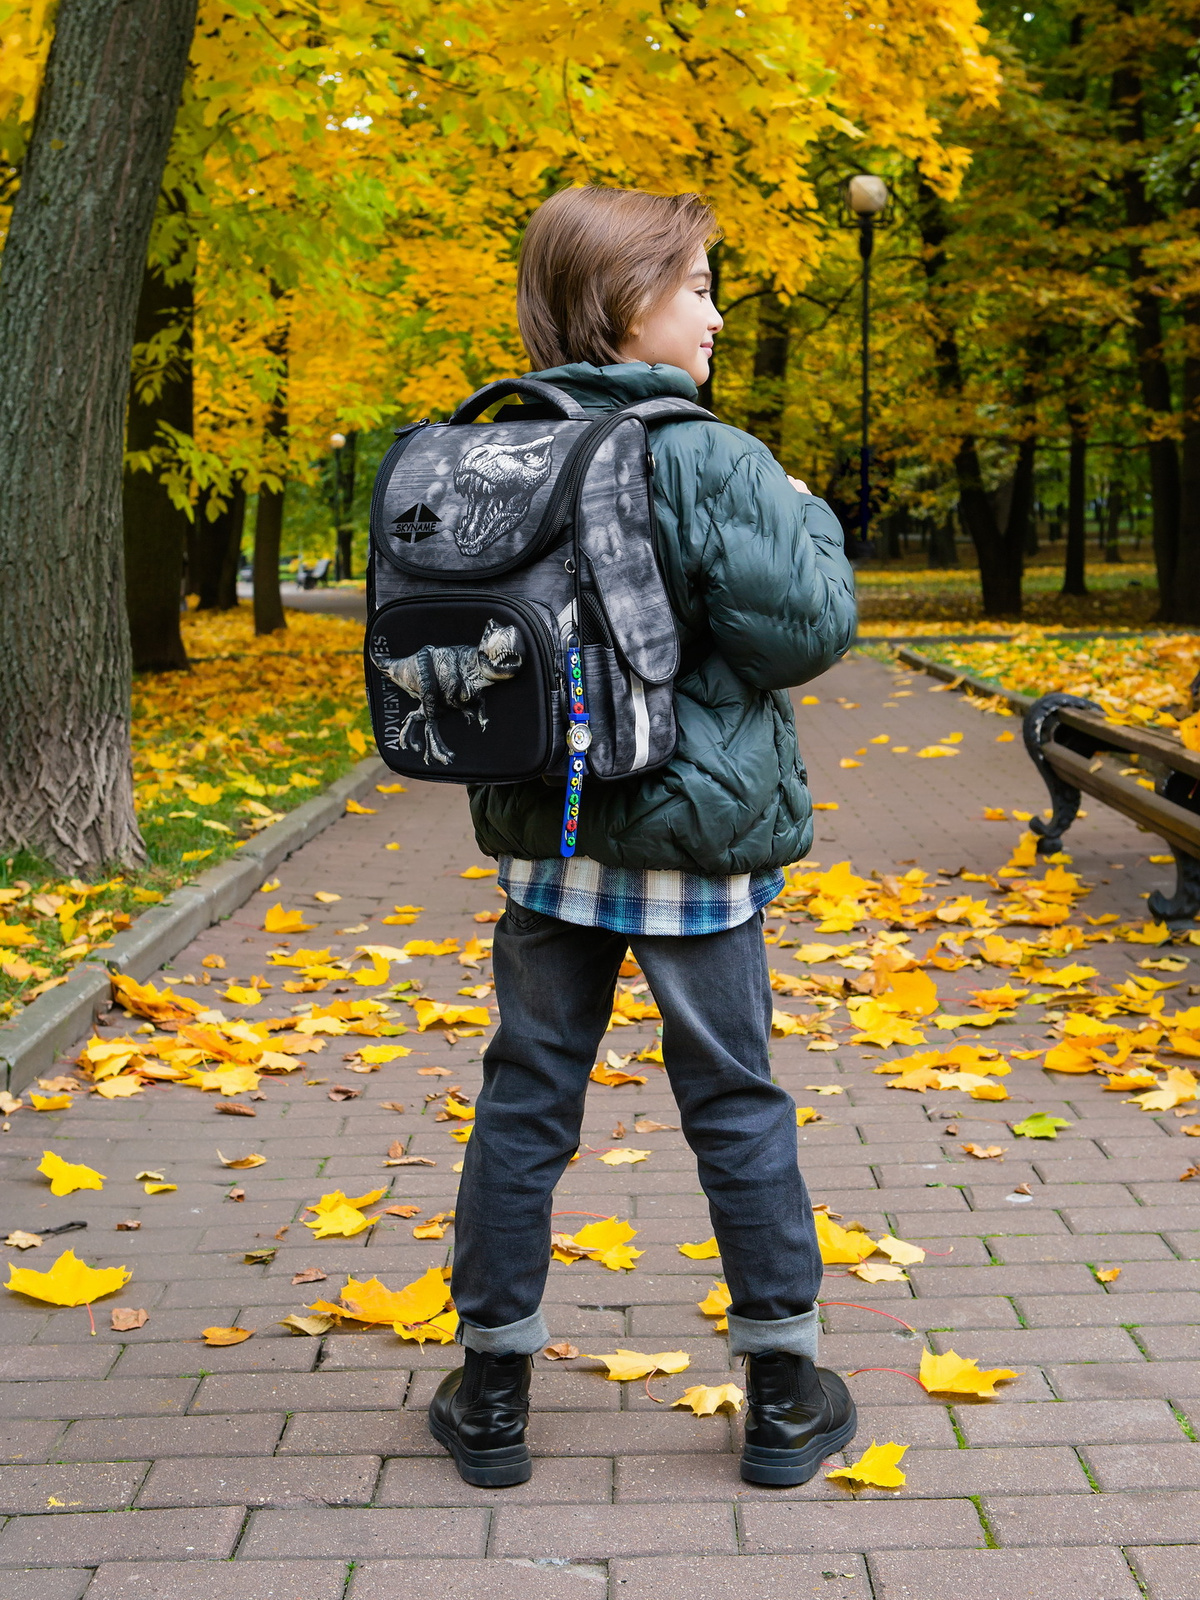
[616,397,718,427]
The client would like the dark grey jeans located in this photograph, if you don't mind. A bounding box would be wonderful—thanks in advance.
[450,903,823,1360]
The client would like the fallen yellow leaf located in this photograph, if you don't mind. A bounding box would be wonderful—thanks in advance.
[7,1249,130,1306]
[827,1440,908,1490]
[37,1151,104,1196]
[849,1261,908,1283]
[217,1151,266,1169]
[672,1382,744,1415]
[1095,1267,1121,1283]
[202,1326,254,1346]
[344,797,376,814]
[919,1347,1018,1396]
[263,904,315,934]
[586,1348,690,1381]
[678,1237,721,1260]
[93,1077,145,1100]
[815,1212,876,1264]
[597,1148,650,1166]
[29,1094,72,1112]
[875,1234,925,1265]
[460,865,498,878]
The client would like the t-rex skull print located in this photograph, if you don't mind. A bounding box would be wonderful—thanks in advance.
[451,436,554,556]
[370,619,523,767]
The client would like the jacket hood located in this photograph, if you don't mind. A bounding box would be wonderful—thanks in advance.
[526,361,698,412]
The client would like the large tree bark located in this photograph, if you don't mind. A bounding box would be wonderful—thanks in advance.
[253,312,288,635]
[0,0,196,873]
[917,186,1023,615]
[746,293,789,456]
[332,432,357,580]
[1062,400,1089,596]
[123,250,191,671]
[194,481,245,610]
[1175,294,1200,622]
[1112,59,1180,615]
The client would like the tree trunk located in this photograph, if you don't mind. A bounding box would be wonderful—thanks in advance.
[1174,295,1200,623]
[195,481,244,610]
[1112,59,1180,616]
[1105,483,1124,562]
[0,0,196,874]
[1062,403,1089,596]
[746,293,789,456]
[1007,432,1037,568]
[253,313,288,636]
[332,431,357,580]
[928,515,957,567]
[917,184,1022,616]
[123,250,191,671]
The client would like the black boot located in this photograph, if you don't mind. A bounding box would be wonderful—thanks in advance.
[740,1350,857,1486]
[428,1348,533,1487]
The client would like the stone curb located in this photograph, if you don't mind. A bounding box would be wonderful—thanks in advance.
[895,644,1035,717]
[0,755,391,1094]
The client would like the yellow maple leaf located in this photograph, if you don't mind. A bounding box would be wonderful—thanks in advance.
[1125,921,1172,945]
[37,1151,104,1196]
[598,1148,650,1165]
[796,1105,819,1126]
[396,1307,459,1344]
[263,904,315,934]
[827,1440,908,1489]
[202,1326,253,1346]
[678,1237,720,1259]
[586,1348,690,1380]
[697,1280,731,1320]
[93,1076,145,1100]
[1130,1066,1197,1112]
[346,729,368,756]
[573,1217,636,1252]
[356,1045,411,1064]
[29,1094,72,1112]
[850,1261,908,1283]
[875,1234,925,1265]
[460,865,498,878]
[303,1188,386,1239]
[876,969,939,1017]
[672,1382,744,1415]
[815,1212,877,1264]
[590,1062,648,1086]
[7,1248,130,1306]
[222,984,263,1006]
[919,1347,1018,1396]
[344,797,376,814]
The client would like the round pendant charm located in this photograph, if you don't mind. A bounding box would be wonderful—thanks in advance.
[568,723,593,753]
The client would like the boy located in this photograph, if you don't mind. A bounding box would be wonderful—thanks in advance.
[429,185,858,1489]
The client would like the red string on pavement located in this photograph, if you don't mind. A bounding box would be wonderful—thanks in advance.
[844,1366,925,1387]
[817,1300,919,1335]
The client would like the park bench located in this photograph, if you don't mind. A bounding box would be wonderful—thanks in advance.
[893,646,1200,922]
[298,557,332,590]
[1022,691,1200,921]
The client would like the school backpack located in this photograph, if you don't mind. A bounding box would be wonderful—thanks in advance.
[364,377,714,856]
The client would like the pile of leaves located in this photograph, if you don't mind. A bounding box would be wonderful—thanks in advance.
[1,607,372,1018]
[916,631,1200,725]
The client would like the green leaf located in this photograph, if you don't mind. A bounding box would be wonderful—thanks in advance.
[1012,1112,1072,1139]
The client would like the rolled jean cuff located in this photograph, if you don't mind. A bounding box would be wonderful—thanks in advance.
[726,1307,819,1361]
[456,1308,549,1356]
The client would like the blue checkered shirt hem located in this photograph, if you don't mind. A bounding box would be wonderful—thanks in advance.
[498,854,785,938]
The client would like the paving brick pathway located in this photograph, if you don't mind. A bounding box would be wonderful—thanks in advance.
[1,651,1198,1599]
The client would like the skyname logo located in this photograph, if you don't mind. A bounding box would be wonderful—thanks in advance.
[392,502,441,543]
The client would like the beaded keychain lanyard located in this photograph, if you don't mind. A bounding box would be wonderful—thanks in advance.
[560,635,591,856]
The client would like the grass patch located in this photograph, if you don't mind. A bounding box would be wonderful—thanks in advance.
[1,606,371,1020]
[855,560,1160,632]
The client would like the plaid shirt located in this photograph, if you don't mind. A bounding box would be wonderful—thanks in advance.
[498,854,784,939]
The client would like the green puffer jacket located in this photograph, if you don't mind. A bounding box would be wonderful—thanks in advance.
[469,361,857,875]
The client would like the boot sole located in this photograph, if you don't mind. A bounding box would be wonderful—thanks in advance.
[739,1404,858,1487]
[428,1413,533,1488]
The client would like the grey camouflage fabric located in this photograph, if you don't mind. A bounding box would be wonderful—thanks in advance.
[469,361,857,876]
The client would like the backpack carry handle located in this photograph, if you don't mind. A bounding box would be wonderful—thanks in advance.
[448,379,590,424]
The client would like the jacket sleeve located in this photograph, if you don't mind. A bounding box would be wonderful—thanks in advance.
[695,443,857,691]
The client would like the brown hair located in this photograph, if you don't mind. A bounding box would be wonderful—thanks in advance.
[517,186,717,371]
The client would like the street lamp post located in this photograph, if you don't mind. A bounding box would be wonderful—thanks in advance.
[846,174,889,555]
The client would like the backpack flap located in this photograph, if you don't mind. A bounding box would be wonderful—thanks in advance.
[576,417,678,686]
[373,419,594,580]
